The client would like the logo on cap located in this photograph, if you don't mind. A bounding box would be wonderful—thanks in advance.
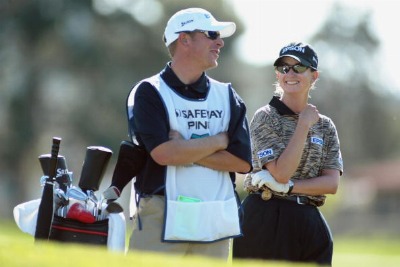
[282,45,305,54]
[181,19,194,27]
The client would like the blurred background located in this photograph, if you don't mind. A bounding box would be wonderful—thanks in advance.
[1,0,399,239]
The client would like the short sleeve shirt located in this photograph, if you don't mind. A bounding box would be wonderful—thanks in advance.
[246,96,343,202]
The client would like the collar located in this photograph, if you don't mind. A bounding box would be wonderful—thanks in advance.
[160,62,208,94]
[269,96,297,115]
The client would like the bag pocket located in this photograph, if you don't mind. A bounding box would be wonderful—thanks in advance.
[49,216,108,246]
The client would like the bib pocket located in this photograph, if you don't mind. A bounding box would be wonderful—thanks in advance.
[163,196,240,242]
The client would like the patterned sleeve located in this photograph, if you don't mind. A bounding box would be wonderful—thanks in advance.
[323,118,344,174]
[243,106,283,192]
[250,107,285,170]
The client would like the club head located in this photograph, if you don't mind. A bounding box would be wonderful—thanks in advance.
[39,175,49,186]
[96,202,121,221]
[102,186,120,201]
[105,202,123,214]
[78,146,113,191]
[86,190,98,202]
[56,205,68,218]
[67,186,88,201]
[54,188,69,206]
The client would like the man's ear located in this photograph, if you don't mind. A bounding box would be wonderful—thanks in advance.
[178,32,189,45]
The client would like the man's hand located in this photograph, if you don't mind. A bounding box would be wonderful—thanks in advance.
[251,170,290,193]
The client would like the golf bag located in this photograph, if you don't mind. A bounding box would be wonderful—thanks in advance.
[49,146,113,246]
[13,139,125,251]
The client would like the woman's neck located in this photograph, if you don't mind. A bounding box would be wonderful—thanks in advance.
[280,94,308,114]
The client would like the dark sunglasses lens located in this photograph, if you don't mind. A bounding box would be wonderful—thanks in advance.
[293,65,308,73]
[276,66,288,74]
[206,31,220,40]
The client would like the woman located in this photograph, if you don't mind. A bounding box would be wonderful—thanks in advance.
[233,42,343,266]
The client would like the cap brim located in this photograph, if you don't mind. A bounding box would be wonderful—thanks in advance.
[202,22,236,38]
[165,21,236,47]
[274,55,314,69]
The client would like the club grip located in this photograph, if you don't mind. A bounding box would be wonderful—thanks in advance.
[34,137,61,241]
[48,137,62,181]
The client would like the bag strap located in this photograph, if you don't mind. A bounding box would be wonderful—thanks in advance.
[126,83,143,221]
[126,83,138,143]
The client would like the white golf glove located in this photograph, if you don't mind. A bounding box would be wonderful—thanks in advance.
[251,170,290,193]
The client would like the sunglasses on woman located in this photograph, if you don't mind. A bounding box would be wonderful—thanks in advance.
[275,64,309,74]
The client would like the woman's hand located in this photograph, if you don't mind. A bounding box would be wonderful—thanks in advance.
[299,104,320,128]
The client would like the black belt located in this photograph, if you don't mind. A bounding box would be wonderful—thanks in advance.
[251,191,321,207]
[272,195,318,206]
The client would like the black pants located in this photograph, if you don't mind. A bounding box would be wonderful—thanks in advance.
[233,194,333,265]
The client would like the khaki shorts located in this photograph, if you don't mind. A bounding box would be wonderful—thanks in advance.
[129,195,230,260]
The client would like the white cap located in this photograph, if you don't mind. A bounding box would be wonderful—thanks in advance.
[163,8,236,47]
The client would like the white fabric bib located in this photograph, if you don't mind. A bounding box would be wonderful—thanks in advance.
[147,75,241,242]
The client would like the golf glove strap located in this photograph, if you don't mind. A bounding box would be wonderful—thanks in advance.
[251,170,290,193]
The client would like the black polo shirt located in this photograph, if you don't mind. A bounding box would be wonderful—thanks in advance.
[130,63,252,195]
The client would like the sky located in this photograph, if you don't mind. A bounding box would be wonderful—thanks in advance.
[94,0,400,93]
[229,0,400,93]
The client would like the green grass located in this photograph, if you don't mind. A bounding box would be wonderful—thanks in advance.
[1,220,400,267]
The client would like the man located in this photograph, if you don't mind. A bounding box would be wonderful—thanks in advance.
[127,8,252,260]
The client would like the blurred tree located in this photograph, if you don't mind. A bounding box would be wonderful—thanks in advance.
[0,0,241,218]
[2,0,399,221]
[310,4,400,166]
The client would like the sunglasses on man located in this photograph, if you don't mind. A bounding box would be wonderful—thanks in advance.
[180,30,221,40]
[197,30,220,40]
[275,64,309,74]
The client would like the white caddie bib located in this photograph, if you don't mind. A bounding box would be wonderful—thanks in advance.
[146,75,241,242]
